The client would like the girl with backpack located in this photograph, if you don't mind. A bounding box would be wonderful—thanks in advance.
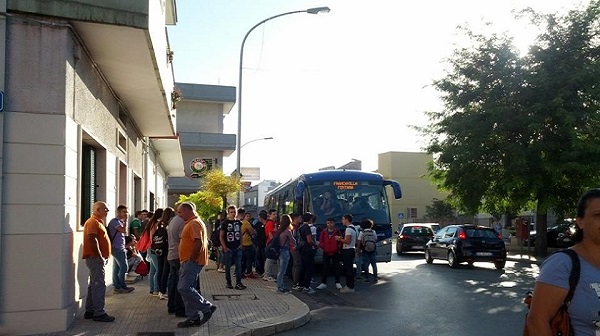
[275,215,296,294]
[153,207,174,300]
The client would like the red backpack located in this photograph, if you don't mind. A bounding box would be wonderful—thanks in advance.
[135,260,149,277]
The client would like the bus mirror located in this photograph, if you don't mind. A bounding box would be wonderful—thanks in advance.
[384,179,402,199]
[294,181,305,200]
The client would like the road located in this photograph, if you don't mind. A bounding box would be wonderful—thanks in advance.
[278,248,541,336]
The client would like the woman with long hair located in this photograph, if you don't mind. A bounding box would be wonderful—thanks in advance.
[526,189,600,335]
[140,208,164,295]
[154,207,175,300]
[276,214,296,294]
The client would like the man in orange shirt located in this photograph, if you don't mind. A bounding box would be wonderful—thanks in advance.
[82,201,115,322]
[176,202,217,328]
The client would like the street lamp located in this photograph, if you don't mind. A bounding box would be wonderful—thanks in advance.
[235,6,330,206]
[241,137,274,149]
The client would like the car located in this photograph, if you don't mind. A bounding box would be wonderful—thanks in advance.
[396,224,435,255]
[419,223,441,233]
[424,224,507,269]
[524,222,573,248]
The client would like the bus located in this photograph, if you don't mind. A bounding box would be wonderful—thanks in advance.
[263,170,402,263]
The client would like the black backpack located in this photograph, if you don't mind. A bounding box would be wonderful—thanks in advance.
[151,225,168,257]
[211,228,221,247]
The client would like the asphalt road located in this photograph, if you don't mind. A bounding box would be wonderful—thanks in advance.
[278,247,541,336]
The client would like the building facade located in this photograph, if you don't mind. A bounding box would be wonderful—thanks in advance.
[378,151,447,225]
[243,180,280,216]
[0,1,185,334]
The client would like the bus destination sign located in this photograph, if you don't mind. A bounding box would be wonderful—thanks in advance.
[333,181,358,190]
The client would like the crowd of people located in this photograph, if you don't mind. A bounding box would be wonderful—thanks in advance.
[81,202,381,328]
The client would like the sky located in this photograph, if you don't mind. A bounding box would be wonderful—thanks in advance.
[167,0,585,184]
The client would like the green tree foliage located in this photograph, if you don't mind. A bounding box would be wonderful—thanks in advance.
[177,169,241,222]
[424,198,456,224]
[421,1,600,256]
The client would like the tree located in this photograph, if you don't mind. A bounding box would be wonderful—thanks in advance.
[424,198,456,225]
[199,169,241,211]
[177,169,241,223]
[421,1,600,256]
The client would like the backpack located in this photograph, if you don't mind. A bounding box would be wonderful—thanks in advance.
[211,228,221,247]
[294,224,309,249]
[135,260,149,276]
[151,225,168,257]
[362,228,377,252]
[253,222,267,248]
[266,234,283,260]
[522,249,580,336]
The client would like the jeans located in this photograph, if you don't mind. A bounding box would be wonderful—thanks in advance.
[177,261,213,320]
[85,257,106,317]
[277,248,291,291]
[167,259,185,314]
[264,257,277,278]
[355,250,363,276]
[291,249,302,285]
[241,245,255,274]
[300,247,316,289]
[341,249,355,289]
[111,248,128,290]
[363,251,377,279]
[223,248,243,285]
[255,245,265,275]
[321,252,341,284]
[147,250,159,293]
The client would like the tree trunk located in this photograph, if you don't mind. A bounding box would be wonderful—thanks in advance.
[534,199,549,257]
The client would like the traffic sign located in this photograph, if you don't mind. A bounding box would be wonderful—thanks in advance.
[398,213,404,219]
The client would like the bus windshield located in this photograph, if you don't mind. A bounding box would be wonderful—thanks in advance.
[306,183,390,224]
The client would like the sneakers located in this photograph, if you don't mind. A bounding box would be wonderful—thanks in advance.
[335,283,343,289]
[303,287,316,295]
[127,271,140,277]
[113,287,135,294]
[316,283,327,290]
[201,305,217,324]
[150,291,160,296]
[158,292,168,300]
[292,284,303,291]
[177,318,203,328]
[92,313,115,322]
[277,288,290,294]
[217,268,225,273]
[235,283,247,290]
[226,284,234,289]
[84,311,94,319]
[244,273,258,279]
[262,276,274,281]
[339,286,355,293]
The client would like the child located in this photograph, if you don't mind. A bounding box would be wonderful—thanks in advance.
[126,235,143,277]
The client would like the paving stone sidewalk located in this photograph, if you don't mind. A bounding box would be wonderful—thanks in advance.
[40,262,309,336]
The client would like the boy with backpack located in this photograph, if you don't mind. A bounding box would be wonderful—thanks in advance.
[358,218,378,283]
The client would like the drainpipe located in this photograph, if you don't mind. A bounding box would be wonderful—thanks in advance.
[0,0,7,323]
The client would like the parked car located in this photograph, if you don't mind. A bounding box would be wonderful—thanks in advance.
[524,222,573,248]
[425,225,507,269]
[395,224,435,255]
[420,223,441,233]
[556,222,577,248]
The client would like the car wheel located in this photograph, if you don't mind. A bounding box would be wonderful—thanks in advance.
[494,261,506,270]
[448,250,458,268]
[396,243,403,255]
[425,249,433,264]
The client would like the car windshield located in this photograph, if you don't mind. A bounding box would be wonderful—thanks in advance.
[464,228,498,239]
[403,226,433,236]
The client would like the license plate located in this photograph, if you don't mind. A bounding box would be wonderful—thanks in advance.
[476,252,493,256]
[412,246,424,250]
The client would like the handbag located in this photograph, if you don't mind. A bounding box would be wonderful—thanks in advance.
[136,231,152,253]
[523,249,580,336]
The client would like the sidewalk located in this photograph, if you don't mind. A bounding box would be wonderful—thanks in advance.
[42,261,310,336]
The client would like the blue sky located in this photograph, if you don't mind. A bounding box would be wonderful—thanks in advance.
[168,0,584,183]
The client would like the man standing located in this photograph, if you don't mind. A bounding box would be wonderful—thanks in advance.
[337,214,357,293]
[176,202,216,328]
[220,205,246,290]
[107,205,135,294]
[167,206,186,317]
[253,211,268,276]
[262,209,278,281]
[239,209,257,278]
[298,212,318,294]
[82,201,115,322]
[129,210,147,238]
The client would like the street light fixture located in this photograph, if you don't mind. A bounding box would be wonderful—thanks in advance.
[235,6,330,206]
[241,137,274,149]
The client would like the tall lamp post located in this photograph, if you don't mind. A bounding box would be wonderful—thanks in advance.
[235,6,330,206]
[241,136,274,150]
